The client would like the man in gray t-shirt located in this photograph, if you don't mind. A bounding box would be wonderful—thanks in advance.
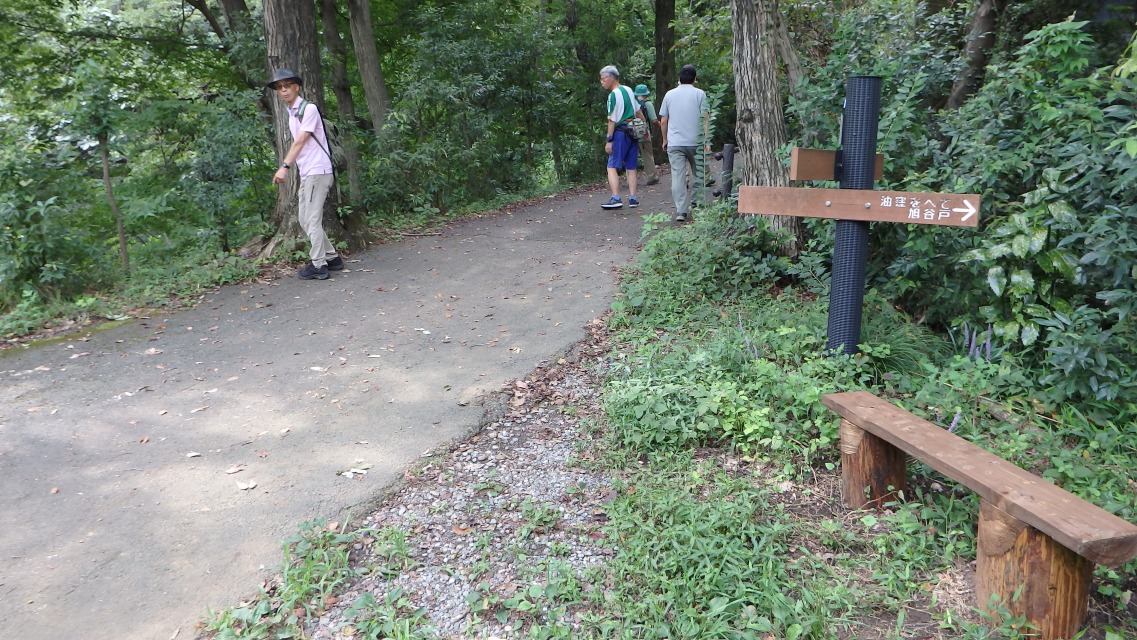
[658,64,710,222]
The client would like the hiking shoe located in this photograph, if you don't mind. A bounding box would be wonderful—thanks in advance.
[298,263,329,280]
[600,196,623,210]
[326,256,345,271]
[628,196,640,208]
[675,213,688,223]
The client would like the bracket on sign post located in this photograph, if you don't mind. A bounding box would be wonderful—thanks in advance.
[790,148,883,182]
[738,76,982,356]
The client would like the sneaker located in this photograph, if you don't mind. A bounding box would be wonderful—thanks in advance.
[628,196,640,208]
[326,256,345,271]
[600,196,623,210]
[675,214,687,223]
[298,263,329,280]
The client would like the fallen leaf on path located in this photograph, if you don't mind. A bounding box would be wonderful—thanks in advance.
[227,376,239,382]
[236,481,257,490]
[187,452,202,458]
[226,464,245,474]
[50,487,59,494]
[139,437,150,444]
[204,388,218,394]
[159,410,168,415]
[190,406,209,414]
[27,407,43,413]
[257,450,268,458]
[143,348,163,355]
[69,352,91,359]
[310,366,325,372]
[452,524,474,535]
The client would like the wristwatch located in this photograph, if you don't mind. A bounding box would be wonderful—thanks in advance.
[606,134,614,142]
[279,161,290,169]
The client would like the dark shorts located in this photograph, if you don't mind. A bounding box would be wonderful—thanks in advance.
[607,127,638,170]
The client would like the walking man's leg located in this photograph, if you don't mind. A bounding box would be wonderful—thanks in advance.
[297,174,336,279]
[639,139,658,184]
[668,146,692,221]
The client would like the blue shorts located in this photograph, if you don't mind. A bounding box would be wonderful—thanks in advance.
[607,127,638,170]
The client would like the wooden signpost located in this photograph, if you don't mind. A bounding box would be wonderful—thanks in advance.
[736,76,981,355]
[738,185,980,228]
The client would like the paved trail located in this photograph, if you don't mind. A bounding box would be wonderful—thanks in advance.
[0,181,670,639]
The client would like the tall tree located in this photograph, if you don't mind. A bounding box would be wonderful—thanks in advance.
[731,0,800,255]
[947,0,1009,109]
[655,0,676,93]
[348,0,391,131]
[318,0,368,218]
[262,0,323,257]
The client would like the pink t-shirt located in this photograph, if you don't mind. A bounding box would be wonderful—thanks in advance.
[287,99,333,178]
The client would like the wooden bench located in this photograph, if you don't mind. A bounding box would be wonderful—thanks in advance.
[822,391,1137,640]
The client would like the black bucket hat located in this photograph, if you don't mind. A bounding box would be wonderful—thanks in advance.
[266,68,302,90]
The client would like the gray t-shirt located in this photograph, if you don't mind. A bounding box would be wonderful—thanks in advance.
[658,84,708,147]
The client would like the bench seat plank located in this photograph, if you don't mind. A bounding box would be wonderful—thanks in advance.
[822,391,1137,567]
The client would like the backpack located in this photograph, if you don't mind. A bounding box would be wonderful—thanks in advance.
[617,86,647,140]
[627,116,648,141]
[295,99,347,170]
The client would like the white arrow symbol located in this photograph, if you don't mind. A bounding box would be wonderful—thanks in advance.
[952,199,976,221]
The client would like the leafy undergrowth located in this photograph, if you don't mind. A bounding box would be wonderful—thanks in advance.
[594,209,1137,639]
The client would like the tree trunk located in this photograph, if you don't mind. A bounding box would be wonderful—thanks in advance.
[772,9,805,101]
[263,0,326,256]
[318,0,371,234]
[655,0,676,96]
[731,0,801,255]
[99,133,129,273]
[947,0,1007,109]
[347,0,390,131]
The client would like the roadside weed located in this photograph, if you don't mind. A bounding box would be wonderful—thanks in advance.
[202,518,369,639]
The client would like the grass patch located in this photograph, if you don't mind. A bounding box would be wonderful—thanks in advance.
[200,206,1137,639]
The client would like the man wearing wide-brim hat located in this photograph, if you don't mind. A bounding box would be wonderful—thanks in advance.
[267,68,343,280]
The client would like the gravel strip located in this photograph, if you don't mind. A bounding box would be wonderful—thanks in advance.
[305,326,617,639]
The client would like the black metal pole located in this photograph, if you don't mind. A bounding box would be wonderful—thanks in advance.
[826,76,881,355]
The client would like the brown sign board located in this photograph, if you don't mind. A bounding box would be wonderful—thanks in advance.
[790,148,883,181]
[738,186,981,228]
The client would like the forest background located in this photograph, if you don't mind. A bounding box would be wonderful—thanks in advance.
[4,0,1137,636]
[0,0,1132,413]
[2,0,1137,466]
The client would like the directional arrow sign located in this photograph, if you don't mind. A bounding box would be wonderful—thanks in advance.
[738,186,981,228]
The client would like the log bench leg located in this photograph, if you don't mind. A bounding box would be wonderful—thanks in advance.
[840,418,907,509]
[976,501,1093,640]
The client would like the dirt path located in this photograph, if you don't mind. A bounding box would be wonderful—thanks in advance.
[0,181,670,640]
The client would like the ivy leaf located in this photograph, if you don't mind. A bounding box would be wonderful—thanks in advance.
[1028,227,1048,254]
[987,266,1007,296]
[1021,322,1040,346]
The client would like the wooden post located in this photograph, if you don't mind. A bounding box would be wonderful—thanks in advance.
[839,418,908,509]
[976,501,1093,640]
